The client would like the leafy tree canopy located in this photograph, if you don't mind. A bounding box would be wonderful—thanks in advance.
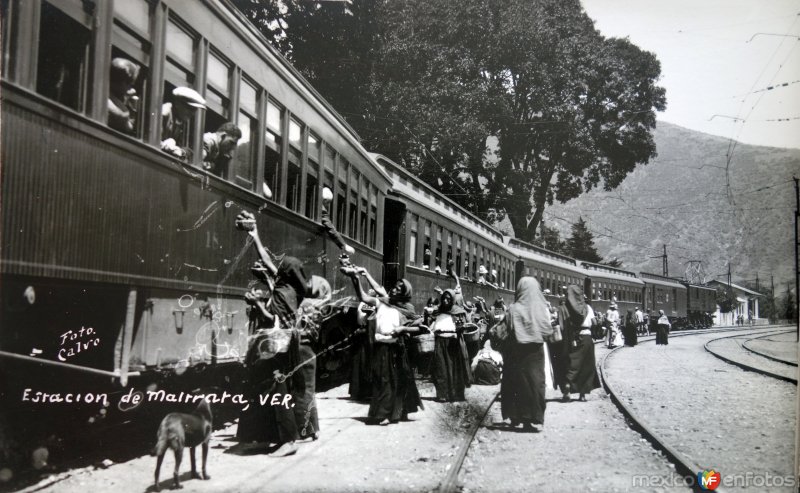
[232,0,666,244]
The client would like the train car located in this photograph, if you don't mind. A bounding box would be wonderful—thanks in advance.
[639,272,688,326]
[579,263,645,317]
[506,237,588,306]
[0,0,393,478]
[683,283,717,328]
[373,154,516,309]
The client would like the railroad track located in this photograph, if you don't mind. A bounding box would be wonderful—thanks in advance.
[436,324,786,493]
[741,331,798,367]
[704,329,797,384]
[598,325,793,493]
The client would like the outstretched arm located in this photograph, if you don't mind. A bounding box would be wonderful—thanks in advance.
[248,228,278,277]
[348,273,378,307]
[357,267,387,297]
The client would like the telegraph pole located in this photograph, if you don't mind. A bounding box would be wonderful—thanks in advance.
[650,245,669,277]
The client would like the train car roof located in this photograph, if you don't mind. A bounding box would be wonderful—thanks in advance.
[505,238,588,274]
[217,0,393,187]
[639,272,687,289]
[372,153,509,250]
[581,263,645,285]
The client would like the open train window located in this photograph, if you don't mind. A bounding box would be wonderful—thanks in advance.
[336,159,347,232]
[286,118,303,211]
[162,18,197,157]
[423,221,431,269]
[369,187,377,248]
[36,1,91,112]
[264,99,283,201]
[204,50,230,131]
[348,169,358,239]
[408,213,418,265]
[359,180,368,244]
[111,0,151,140]
[1,0,10,75]
[435,227,443,271]
[233,77,257,190]
[305,132,320,219]
[455,237,462,276]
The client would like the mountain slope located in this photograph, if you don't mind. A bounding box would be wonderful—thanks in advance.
[544,121,799,288]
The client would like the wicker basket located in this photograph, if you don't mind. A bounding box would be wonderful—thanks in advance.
[461,324,480,342]
[415,333,435,353]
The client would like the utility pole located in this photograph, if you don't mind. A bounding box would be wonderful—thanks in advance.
[663,245,668,277]
[756,273,760,292]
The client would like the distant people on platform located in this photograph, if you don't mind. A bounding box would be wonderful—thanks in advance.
[202,122,242,177]
[108,58,140,135]
[634,307,646,336]
[161,86,207,159]
[605,303,622,349]
[562,287,601,401]
[343,265,423,425]
[656,310,671,345]
[623,309,638,347]
[489,277,552,431]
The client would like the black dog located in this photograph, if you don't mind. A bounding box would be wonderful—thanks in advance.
[153,398,212,490]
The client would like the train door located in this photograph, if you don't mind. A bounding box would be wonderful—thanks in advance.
[584,277,593,300]
[382,197,407,288]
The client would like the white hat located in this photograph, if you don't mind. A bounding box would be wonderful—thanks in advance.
[478,265,488,275]
[322,186,334,202]
[543,289,551,295]
[172,86,206,109]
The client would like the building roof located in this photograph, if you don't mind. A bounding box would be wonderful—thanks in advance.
[707,280,765,297]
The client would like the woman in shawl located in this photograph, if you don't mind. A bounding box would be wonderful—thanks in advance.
[430,288,473,401]
[490,277,552,430]
[344,267,423,425]
[656,310,671,345]
[624,309,638,347]
[562,286,601,401]
[549,297,571,400]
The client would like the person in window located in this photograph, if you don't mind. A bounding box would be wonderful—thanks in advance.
[202,122,242,177]
[321,187,355,255]
[161,86,206,159]
[423,248,432,269]
[477,265,488,284]
[108,58,140,135]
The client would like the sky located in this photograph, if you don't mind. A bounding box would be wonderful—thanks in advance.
[581,0,800,149]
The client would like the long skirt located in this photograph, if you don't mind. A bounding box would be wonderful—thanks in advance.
[624,324,638,346]
[656,324,669,345]
[500,341,546,425]
[368,340,424,421]
[566,335,601,394]
[293,343,319,439]
[237,352,299,445]
[432,336,472,401]
[349,330,373,401]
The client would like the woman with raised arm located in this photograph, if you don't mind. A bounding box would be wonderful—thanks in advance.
[430,288,472,401]
[344,265,423,425]
[490,277,552,430]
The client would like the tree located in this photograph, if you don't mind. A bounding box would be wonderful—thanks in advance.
[231,0,666,244]
[565,217,602,263]
[603,257,624,268]
[715,286,737,314]
[761,288,779,322]
[531,221,566,254]
[784,284,797,321]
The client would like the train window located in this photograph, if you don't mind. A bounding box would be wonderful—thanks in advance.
[336,160,347,232]
[286,118,303,211]
[359,181,368,244]
[369,187,378,248]
[163,19,197,154]
[114,0,149,34]
[205,51,231,135]
[264,99,283,201]
[455,236,462,276]
[435,228,443,271]
[111,0,151,140]
[446,232,453,268]
[233,78,257,190]
[409,214,418,265]
[423,223,432,269]
[349,169,358,239]
[305,132,320,219]
[37,1,91,112]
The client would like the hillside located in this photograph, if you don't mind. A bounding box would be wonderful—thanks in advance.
[544,121,799,289]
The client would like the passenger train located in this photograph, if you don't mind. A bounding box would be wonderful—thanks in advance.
[0,0,717,480]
